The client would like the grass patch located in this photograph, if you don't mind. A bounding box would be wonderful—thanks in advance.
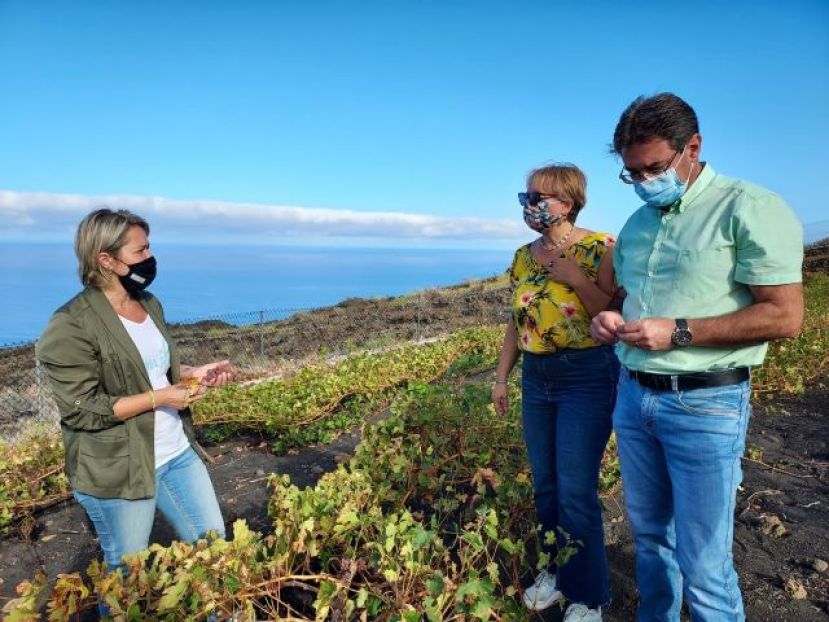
[754,273,829,395]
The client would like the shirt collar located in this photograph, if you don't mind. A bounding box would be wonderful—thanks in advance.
[664,162,715,214]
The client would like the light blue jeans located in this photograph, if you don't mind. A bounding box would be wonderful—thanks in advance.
[613,370,751,622]
[74,446,225,575]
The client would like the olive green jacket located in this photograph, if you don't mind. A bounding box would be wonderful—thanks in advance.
[36,287,196,499]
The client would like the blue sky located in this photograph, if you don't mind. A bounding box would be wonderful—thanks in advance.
[1,0,827,247]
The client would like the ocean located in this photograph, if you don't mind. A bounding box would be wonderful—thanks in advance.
[0,242,515,345]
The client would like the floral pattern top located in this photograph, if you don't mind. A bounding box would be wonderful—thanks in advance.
[509,232,615,354]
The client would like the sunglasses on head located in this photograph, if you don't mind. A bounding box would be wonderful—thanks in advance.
[518,191,557,207]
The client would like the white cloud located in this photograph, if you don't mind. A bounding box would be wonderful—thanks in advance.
[0,190,524,240]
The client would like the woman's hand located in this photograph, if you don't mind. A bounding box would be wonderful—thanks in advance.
[184,360,235,388]
[158,383,207,410]
[546,257,585,287]
[590,311,625,345]
[491,382,509,417]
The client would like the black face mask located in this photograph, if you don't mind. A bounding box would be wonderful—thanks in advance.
[118,256,157,297]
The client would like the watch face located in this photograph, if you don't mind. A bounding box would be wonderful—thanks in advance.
[672,329,693,346]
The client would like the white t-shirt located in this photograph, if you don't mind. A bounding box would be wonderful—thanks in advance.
[119,314,191,468]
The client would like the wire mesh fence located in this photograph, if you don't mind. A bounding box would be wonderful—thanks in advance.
[0,283,512,441]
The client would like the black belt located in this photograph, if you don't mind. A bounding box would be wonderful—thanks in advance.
[626,367,749,391]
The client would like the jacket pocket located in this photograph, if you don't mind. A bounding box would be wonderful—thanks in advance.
[76,432,130,492]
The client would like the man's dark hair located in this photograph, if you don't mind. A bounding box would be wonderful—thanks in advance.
[611,93,699,155]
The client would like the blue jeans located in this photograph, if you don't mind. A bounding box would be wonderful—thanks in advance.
[521,345,619,608]
[74,446,225,575]
[613,370,751,622]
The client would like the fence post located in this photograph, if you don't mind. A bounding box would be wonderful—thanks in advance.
[259,310,265,367]
[34,352,43,419]
[416,294,422,342]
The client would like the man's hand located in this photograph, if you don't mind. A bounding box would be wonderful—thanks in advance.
[617,318,675,351]
[590,311,625,344]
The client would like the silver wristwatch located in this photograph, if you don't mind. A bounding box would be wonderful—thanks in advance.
[671,318,693,347]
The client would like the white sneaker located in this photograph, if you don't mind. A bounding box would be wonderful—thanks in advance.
[522,569,564,611]
[563,603,602,622]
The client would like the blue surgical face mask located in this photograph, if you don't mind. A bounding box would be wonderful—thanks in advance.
[523,200,566,232]
[633,149,693,208]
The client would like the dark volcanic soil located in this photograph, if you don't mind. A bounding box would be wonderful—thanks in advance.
[601,378,829,622]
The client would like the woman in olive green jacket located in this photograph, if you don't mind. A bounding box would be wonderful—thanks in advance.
[37,208,233,583]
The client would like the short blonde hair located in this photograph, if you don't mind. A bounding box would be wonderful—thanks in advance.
[526,163,587,223]
[74,208,149,287]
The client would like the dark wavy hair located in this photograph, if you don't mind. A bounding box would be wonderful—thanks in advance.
[612,93,699,155]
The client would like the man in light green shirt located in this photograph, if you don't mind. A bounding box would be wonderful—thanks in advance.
[591,93,803,622]
[612,160,803,374]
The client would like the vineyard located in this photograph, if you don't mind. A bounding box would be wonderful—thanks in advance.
[0,327,505,531]
[1,273,828,620]
[3,328,575,620]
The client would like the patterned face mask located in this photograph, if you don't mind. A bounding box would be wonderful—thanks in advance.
[523,201,567,232]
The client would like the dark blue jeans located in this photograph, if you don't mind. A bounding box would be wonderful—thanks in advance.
[521,346,619,608]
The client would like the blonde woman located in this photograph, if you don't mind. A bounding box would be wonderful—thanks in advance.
[37,209,233,595]
[492,164,618,621]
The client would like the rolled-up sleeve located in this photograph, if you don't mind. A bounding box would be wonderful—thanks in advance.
[36,312,123,431]
[733,193,803,286]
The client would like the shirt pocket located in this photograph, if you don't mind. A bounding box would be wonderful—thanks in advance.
[673,247,734,300]
[77,431,130,492]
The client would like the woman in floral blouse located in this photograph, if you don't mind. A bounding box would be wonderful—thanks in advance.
[492,164,619,622]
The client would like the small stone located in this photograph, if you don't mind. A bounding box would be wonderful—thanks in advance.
[784,577,807,600]
[255,469,265,477]
[811,558,828,573]
[759,515,788,538]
